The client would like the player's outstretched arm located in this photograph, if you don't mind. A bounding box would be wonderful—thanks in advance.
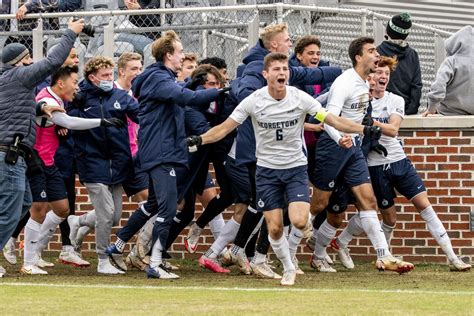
[323,111,381,140]
[187,118,240,152]
[373,114,403,138]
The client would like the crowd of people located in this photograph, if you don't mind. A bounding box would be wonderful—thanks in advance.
[0,10,472,285]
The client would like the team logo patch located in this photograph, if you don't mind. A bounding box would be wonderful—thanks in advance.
[40,190,47,199]
[381,199,389,207]
[257,199,265,208]
[113,101,122,109]
[328,181,335,189]
[169,168,176,177]
[332,204,340,212]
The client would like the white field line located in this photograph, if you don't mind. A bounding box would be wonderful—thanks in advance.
[0,282,473,296]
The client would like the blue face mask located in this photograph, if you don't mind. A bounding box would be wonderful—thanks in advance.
[98,80,114,92]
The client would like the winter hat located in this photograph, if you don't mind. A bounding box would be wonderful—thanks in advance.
[386,12,412,40]
[1,43,29,65]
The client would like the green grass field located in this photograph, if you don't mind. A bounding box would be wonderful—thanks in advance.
[1,255,472,315]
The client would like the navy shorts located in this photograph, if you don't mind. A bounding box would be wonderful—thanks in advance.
[369,158,426,209]
[313,133,371,191]
[225,157,252,204]
[29,165,68,202]
[326,181,352,214]
[122,155,149,197]
[256,165,310,211]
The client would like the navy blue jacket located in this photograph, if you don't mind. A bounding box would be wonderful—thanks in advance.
[132,62,220,171]
[68,80,139,185]
[235,40,343,165]
[378,41,422,115]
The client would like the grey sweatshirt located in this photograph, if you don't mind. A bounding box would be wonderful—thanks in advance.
[428,26,474,115]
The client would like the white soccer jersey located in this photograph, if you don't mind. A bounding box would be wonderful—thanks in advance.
[230,86,325,169]
[324,68,370,142]
[367,91,406,166]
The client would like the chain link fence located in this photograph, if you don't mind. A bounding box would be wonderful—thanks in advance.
[0,3,451,109]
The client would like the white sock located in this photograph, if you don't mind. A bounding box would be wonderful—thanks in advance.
[420,206,457,262]
[149,239,163,268]
[268,234,294,272]
[79,210,96,228]
[314,220,336,259]
[24,218,41,266]
[359,211,391,259]
[251,251,267,265]
[36,211,65,253]
[209,217,240,257]
[283,225,290,238]
[288,227,304,259]
[381,221,395,246]
[62,245,73,252]
[337,214,363,247]
[209,213,226,239]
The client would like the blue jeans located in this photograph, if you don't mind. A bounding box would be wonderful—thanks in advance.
[0,152,32,249]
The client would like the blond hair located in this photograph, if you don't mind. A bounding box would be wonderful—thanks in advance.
[151,30,181,62]
[260,23,288,49]
[117,52,142,70]
[84,56,115,78]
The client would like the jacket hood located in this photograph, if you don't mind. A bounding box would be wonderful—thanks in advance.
[378,41,409,60]
[242,39,270,65]
[445,25,473,57]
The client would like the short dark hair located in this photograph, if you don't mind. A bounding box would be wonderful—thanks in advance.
[198,57,227,70]
[191,64,226,86]
[348,37,375,67]
[294,35,321,56]
[51,65,79,86]
[263,52,288,71]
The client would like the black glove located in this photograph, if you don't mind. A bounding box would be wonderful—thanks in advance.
[371,142,388,157]
[363,125,381,140]
[188,73,207,90]
[362,113,374,126]
[186,135,202,152]
[100,118,125,128]
[217,86,231,94]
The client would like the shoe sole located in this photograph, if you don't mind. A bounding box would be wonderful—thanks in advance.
[450,266,471,272]
[199,259,230,273]
[378,265,414,274]
[59,259,90,268]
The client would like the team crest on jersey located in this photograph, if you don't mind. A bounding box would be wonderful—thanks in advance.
[113,101,122,110]
[40,190,47,199]
[169,168,176,177]
[381,199,389,207]
[328,181,335,189]
[257,199,265,208]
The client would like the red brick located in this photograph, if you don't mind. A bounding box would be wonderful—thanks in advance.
[450,138,471,145]
[416,131,437,137]
[439,180,460,186]
[426,155,447,162]
[462,197,474,204]
[449,222,469,230]
[460,147,474,154]
[415,231,432,238]
[423,180,437,188]
[427,188,448,195]
[391,247,414,254]
[450,189,471,196]
[427,139,448,145]
[452,172,472,179]
[416,164,436,171]
[439,131,461,137]
[414,147,435,154]
[439,197,460,204]
[393,230,415,238]
[405,222,426,229]
[438,164,460,170]
[426,172,448,179]
[449,155,471,162]
[461,164,474,170]
[405,139,425,145]
[451,239,472,247]
[449,205,471,213]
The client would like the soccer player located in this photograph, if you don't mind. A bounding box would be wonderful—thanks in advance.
[310,37,414,274]
[21,65,124,275]
[187,52,382,285]
[177,53,198,82]
[331,56,471,272]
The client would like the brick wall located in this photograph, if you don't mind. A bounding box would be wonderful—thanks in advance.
[45,117,473,264]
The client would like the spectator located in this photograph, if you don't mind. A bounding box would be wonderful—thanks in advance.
[0,18,84,278]
[424,26,473,116]
[124,0,173,40]
[377,13,422,115]
[199,57,229,82]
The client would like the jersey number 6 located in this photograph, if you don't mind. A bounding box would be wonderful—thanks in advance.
[276,129,283,141]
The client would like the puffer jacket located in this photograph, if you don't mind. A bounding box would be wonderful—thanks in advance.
[0,29,77,148]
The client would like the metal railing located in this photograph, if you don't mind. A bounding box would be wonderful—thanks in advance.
[0,2,452,110]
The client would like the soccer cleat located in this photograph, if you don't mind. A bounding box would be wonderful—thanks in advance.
[97,259,125,275]
[250,261,282,279]
[280,270,296,286]
[220,248,234,267]
[75,226,92,252]
[3,237,17,265]
[59,248,90,267]
[449,258,471,272]
[67,215,80,248]
[291,256,304,275]
[225,248,251,274]
[105,244,127,272]
[37,256,55,268]
[375,256,414,274]
[126,251,147,271]
[184,223,202,254]
[310,254,337,272]
[162,260,179,271]
[198,255,230,273]
[0,265,5,277]
[330,238,354,269]
[20,265,48,275]
[146,264,179,279]
[325,253,334,265]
